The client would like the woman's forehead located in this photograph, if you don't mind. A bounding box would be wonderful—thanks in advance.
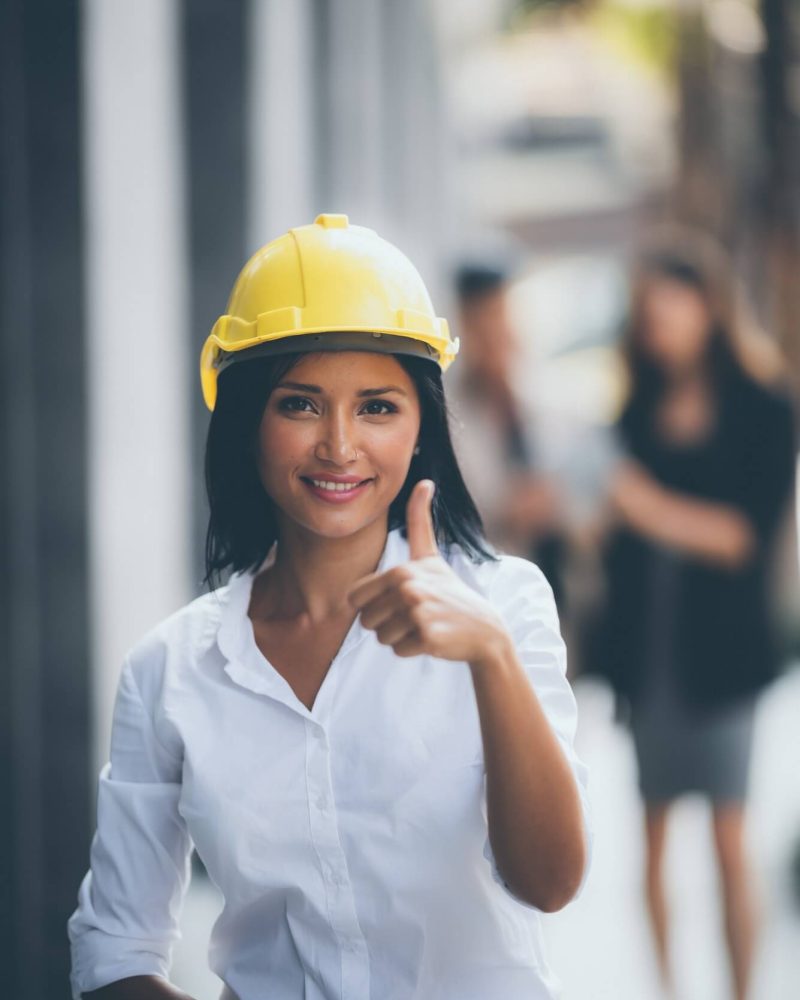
[284,350,412,385]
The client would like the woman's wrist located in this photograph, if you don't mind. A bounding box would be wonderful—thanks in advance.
[467,626,516,680]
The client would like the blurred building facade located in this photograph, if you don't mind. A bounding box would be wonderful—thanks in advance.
[4,0,800,997]
[2,1,450,996]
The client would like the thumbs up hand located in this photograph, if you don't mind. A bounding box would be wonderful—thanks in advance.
[347,479,509,663]
[405,477,440,561]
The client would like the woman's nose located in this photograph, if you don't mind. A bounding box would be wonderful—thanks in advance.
[314,412,359,465]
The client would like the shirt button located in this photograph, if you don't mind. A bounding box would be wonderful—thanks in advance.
[316,794,329,811]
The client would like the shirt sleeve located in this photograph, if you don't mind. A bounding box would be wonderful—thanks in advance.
[736,388,798,548]
[481,555,594,910]
[67,655,193,998]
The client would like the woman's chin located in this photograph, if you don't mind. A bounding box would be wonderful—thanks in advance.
[286,504,388,541]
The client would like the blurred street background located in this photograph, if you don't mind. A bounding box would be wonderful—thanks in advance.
[3,1,800,998]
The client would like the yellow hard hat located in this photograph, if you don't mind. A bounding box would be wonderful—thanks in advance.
[199,213,459,410]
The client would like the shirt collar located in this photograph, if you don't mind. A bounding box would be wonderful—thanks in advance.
[215,525,409,678]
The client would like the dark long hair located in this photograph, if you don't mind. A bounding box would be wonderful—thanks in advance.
[202,351,498,590]
[621,227,789,436]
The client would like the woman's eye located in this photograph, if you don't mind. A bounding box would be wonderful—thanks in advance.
[276,396,397,416]
[361,399,397,415]
[278,395,315,413]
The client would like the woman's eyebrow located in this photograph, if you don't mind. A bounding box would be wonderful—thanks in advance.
[276,381,407,397]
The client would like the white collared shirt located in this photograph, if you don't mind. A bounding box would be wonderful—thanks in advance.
[68,526,592,1000]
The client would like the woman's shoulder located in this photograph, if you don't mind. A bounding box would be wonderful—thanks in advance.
[729,371,797,426]
[123,584,232,689]
[444,543,557,622]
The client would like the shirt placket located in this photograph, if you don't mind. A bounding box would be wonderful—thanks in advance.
[305,718,370,1000]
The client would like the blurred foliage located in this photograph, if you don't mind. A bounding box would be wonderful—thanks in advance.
[508,0,586,22]
[588,4,680,77]
[507,0,680,80]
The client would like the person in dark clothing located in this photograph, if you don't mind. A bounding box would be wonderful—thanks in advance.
[585,228,798,1000]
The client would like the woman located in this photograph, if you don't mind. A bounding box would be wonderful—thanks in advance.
[587,228,797,1000]
[68,215,592,1000]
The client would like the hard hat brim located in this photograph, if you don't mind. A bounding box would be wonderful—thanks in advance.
[215,330,441,374]
[200,329,459,411]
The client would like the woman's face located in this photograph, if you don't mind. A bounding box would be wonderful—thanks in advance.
[256,351,421,540]
[638,275,713,375]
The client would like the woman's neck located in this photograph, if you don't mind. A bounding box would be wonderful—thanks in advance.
[249,516,390,623]
[654,364,718,444]
[663,363,707,393]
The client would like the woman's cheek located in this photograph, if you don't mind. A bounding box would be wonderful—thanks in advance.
[259,422,312,475]
[372,427,416,478]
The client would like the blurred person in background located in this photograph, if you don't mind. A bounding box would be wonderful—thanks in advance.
[447,260,570,616]
[584,228,798,1000]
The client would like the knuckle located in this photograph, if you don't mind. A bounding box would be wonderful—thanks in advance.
[409,604,426,627]
[398,578,422,603]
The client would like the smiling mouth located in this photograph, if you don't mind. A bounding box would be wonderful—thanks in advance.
[300,476,374,494]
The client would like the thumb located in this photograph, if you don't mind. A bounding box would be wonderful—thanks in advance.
[406,479,438,560]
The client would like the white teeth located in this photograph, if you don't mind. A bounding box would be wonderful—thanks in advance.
[310,479,363,492]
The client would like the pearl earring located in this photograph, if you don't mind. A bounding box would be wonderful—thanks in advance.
[413,444,420,455]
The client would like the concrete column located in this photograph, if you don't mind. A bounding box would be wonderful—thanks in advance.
[248,0,314,247]
[1,1,89,993]
[311,0,385,226]
[181,0,247,590]
[381,0,451,298]
[83,0,191,772]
